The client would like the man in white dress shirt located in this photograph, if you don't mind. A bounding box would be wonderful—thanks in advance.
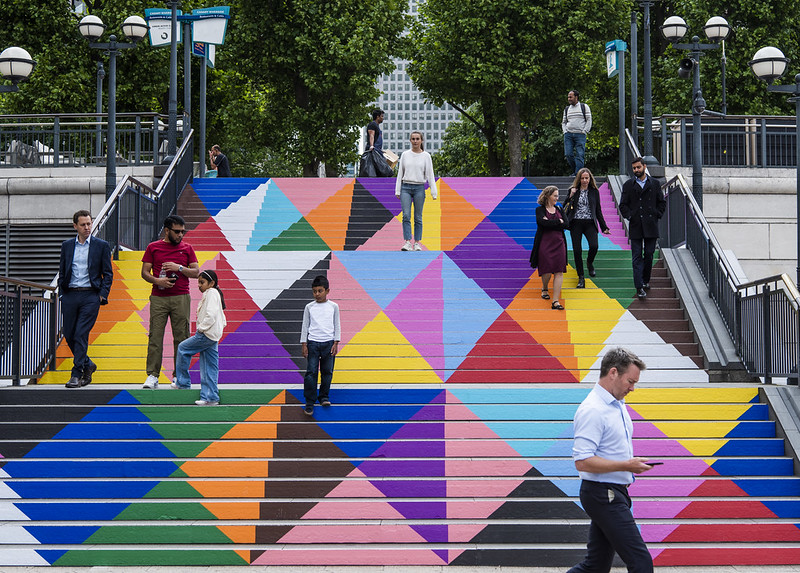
[567,347,655,573]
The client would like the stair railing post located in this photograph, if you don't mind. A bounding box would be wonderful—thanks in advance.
[49,287,58,372]
[12,285,21,386]
[763,284,772,384]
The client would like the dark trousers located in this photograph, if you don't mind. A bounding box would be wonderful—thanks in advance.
[61,290,101,378]
[570,219,599,278]
[630,237,657,289]
[568,480,653,573]
[304,340,335,406]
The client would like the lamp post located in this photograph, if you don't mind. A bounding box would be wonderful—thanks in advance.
[749,47,800,288]
[79,14,148,199]
[0,47,36,93]
[639,0,656,166]
[661,15,730,210]
[166,1,180,159]
[95,62,105,162]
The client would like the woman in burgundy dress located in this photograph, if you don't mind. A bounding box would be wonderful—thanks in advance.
[529,185,569,310]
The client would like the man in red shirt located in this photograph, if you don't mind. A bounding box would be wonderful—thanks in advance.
[140,215,200,388]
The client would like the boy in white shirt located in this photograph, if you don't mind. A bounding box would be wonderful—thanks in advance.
[300,275,341,416]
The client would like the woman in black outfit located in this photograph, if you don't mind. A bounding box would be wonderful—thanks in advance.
[565,168,610,288]
[529,186,569,310]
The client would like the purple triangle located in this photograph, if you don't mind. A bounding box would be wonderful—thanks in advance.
[448,219,533,308]
[370,440,445,458]
[390,500,447,520]
[411,524,449,544]
[411,404,446,421]
[391,423,444,439]
[371,479,447,499]
[433,549,449,563]
[191,311,301,384]
[357,178,401,213]
[356,458,444,478]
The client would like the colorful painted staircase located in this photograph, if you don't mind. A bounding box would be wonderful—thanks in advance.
[37,177,705,386]
[2,385,798,567]
[4,177,793,568]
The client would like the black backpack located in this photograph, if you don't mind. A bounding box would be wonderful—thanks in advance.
[563,103,588,123]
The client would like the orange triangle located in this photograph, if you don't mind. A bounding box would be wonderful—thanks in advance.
[218,525,256,544]
[222,423,278,439]
[201,501,261,519]
[439,181,486,250]
[305,181,355,250]
[190,480,265,498]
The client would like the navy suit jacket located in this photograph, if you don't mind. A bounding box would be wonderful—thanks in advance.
[58,236,113,303]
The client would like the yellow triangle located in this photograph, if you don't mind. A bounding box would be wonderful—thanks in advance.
[676,439,728,456]
[337,311,442,383]
[653,422,737,439]
[195,251,221,267]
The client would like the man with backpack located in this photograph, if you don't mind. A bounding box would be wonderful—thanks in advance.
[562,90,592,176]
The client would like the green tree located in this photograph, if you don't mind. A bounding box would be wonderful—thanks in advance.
[409,0,629,177]
[223,0,407,176]
[433,105,507,177]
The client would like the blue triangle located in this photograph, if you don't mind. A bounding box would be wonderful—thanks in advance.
[107,390,139,405]
[248,180,304,250]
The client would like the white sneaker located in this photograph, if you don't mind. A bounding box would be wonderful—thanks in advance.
[142,375,159,389]
[195,400,219,406]
[413,242,422,251]
[401,240,413,251]
[170,382,181,389]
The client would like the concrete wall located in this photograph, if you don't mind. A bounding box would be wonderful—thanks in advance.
[666,166,797,281]
[0,165,154,225]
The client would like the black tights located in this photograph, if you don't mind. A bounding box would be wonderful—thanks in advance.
[570,218,598,278]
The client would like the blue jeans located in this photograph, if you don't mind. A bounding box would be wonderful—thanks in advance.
[175,332,220,402]
[564,132,587,175]
[400,183,426,241]
[304,340,335,406]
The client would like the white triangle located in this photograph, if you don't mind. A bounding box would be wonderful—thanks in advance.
[0,502,28,520]
[2,525,39,543]
[0,549,51,566]
[214,182,270,251]
[223,251,331,309]
[0,481,20,499]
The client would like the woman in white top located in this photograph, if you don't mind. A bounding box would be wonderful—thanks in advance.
[173,269,227,405]
[395,131,438,251]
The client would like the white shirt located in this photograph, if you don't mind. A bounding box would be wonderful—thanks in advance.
[70,236,91,288]
[301,300,341,343]
[572,383,635,485]
[196,288,227,342]
[395,149,438,199]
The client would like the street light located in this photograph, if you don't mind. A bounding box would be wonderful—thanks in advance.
[661,15,731,210]
[79,14,148,199]
[0,47,36,93]
[749,46,799,288]
[638,1,658,168]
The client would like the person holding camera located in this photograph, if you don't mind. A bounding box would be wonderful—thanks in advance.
[140,215,200,389]
[208,144,232,177]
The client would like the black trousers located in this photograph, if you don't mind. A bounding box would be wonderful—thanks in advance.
[569,218,598,278]
[630,237,657,289]
[61,289,101,378]
[568,480,653,573]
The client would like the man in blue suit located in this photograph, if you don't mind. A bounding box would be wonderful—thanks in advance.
[58,210,113,388]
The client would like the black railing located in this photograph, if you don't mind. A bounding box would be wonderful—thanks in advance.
[634,114,797,168]
[94,130,194,255]
[624,128,799,383]
[0,112,183,168]
[0,277,58,386]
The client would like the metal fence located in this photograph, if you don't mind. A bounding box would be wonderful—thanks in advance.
[0,129,194,384]
[0,278,58,385]
[0,112,182,168]
[634,114,797,168]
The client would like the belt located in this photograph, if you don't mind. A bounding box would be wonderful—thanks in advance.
[69,287,95,291]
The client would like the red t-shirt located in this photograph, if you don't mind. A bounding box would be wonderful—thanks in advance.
[142,240,198,297]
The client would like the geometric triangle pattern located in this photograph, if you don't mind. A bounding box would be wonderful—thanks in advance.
[36,177,707,386]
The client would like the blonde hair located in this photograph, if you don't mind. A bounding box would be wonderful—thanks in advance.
[537,185,559,206]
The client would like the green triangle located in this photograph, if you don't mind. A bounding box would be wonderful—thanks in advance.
[169,466,189,478]
[163,441,213,458]
[53,549,248,566]
[138,405,260,422]
[259,217,329,250]
[152,423,235,440]
[86,525,233,544]
[143,480,201,499]
[115,501,214,520]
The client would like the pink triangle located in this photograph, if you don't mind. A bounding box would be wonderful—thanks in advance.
[271,177,353,217]
[442,177,524,216]
[301,500,405,520]
[640,523,681,543]
[385,254,444,374]
[187,218,233,251]
[633,421,670,438]
[447,478,523,498]
[449,523,490,544]
[278,523,427,544]
[328,253,382,346]
[251,548,447,566]
[358,217,405,251]
[324,470,387,498]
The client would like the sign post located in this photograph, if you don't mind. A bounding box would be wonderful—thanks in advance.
[606,40,628,173]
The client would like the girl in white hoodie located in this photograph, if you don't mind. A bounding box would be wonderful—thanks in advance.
[173,269,227,405]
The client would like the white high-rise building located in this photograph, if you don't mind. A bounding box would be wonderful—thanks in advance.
[369,0,461,155]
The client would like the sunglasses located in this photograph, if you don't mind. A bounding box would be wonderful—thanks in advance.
[169,228,187,235]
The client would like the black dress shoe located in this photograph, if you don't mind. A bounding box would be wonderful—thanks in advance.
[588,263,596,277]
[82,363,97,386]
[66,376,83,388]
[637,288,647,299]
[576,277,585,289]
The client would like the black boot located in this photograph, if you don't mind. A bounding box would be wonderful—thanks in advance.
[576,276,585,289]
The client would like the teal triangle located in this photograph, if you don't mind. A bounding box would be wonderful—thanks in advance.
[247,180,303,250]
[335,251,439,308]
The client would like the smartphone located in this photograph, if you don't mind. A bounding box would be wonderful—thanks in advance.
[645,461,663,466]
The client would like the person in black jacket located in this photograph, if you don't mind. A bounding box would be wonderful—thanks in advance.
[58,210,113,387]
[619,157,666,300]
[566,168,611,288]
[530,186,569,310]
